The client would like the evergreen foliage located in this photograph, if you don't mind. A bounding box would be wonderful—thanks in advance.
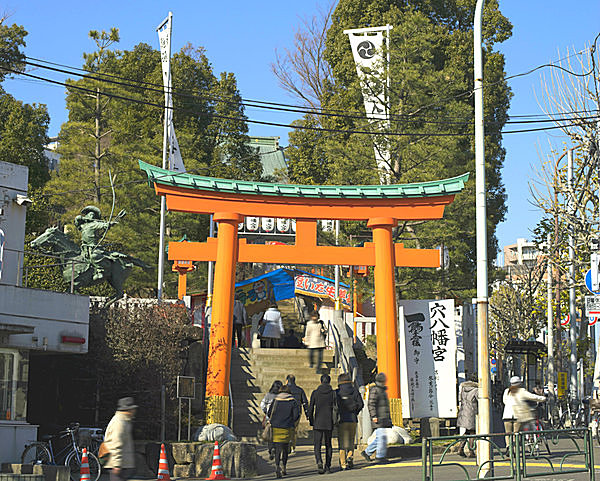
[44,32,260,297]
[285,0,513,300]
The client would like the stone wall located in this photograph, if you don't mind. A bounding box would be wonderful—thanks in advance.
[170,442,257,479]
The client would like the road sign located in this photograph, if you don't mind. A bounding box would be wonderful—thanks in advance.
[176,376,196,399]
[561,315,570,326]
[557,371,568,398]
[585,269,600,295]
[586,296,600,317]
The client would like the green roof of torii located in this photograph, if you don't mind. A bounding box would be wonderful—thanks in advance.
[139,160,469,199]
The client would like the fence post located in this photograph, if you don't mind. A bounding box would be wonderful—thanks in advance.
[70,260,75,293]
[160,384,166,442]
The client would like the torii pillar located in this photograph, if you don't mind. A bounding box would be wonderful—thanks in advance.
[368,217,401,419]
[205,212,243,423]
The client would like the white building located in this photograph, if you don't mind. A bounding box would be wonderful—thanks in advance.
[0,160,89,463]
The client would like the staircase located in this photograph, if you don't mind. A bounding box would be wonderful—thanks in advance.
[230,348,335,440]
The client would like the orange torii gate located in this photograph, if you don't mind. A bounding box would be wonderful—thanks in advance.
[140,161,469,425]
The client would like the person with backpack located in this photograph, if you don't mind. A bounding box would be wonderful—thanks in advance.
[456,374,479,457]
[336,373,364,470]
[308,374,337,474]
[304,313,327,372]
[285,374,309,454]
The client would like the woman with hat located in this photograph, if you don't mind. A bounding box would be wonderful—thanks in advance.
[103,397,138,481]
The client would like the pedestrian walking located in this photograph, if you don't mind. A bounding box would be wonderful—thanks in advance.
[456,375,478,457]
[308,374,337,474]
[502,377,518,451]
[232,296,248,347]
[261,380,283,460]
[303,313,327,372]
[268,385,300,479]
[508,376,546,432]
[336,373,364,470]
[260,303,285,348]
[103,397,137,481]
[285,374,309,454]
[361,372,392,464]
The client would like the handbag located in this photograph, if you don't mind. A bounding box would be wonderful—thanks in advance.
[98,442,110,466]
[261,418,273,443]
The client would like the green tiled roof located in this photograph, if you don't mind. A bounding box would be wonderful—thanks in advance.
[139,160,469,199]
[247,136,287,177]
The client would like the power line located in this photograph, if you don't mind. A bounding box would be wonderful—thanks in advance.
[3,65,599,138]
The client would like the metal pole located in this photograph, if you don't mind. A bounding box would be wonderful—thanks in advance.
[188,399,191,441]
[547,233,555,397]
[178,397,181,441]
[568,148,578,398]
[70,260,75,293]
[474,0,491,471]
[207,215,215,305]
[334,220,340,308]
[157,12,173,301]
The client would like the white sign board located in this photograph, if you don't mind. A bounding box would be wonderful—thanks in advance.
[399,299,457,418]
[585,296,600,317]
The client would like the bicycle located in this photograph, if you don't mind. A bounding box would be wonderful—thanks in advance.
[522,416,551,458]
[21,423,101,481]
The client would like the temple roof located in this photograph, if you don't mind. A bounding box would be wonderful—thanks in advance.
[139,160,469,199]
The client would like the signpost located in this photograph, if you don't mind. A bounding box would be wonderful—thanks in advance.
[177,376,196,441]
[585,296,600,318]
[585,269,600,295]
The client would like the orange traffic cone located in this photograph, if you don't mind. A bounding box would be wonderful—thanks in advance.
[205,441,228,480]
[79,448,90,481]
[157,444,171,481]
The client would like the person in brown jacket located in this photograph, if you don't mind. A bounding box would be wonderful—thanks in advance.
[104,397,137,481]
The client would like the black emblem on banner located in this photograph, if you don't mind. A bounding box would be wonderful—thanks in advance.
[357,40,376,59]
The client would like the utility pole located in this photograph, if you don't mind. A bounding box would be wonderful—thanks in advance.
[547,232,555,397]
[474,0,491,472]
[567,148,577,398]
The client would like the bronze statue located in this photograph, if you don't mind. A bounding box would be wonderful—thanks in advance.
[31,206,150,303]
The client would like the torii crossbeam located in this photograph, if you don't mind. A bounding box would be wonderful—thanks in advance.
[140,160,469,425]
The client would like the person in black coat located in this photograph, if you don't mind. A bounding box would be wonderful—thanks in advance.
[268,386,301,478]
[286,374,309,454]
[308,373,336,474]
[336,373,364,470]
[361,372,392,463]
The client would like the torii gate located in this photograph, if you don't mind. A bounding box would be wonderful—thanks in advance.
[140,161,469,425]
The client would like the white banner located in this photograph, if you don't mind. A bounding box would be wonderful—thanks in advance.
[399,299,457,418]
[0,228,4,280]
[344,26,392,176]
[157,13,185,173]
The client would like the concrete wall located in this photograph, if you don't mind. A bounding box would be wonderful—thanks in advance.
[0,422,37,464]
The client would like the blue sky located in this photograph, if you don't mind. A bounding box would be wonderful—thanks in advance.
[2,0,599,261]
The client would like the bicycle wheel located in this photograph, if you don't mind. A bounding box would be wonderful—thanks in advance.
[21,442,51,465]
[65,449,101,481]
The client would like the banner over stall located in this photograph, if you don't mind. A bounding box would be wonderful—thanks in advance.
[234,268,352,315]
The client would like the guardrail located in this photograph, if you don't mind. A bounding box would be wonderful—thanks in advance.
[422,428,595,481]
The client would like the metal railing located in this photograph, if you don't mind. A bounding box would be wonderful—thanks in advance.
[422,428,595,481]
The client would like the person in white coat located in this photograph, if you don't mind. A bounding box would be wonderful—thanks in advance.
[502,376,518,449]
[507,376,546,432]
[304,313,327,372]
[104,397,137,481]
[261,303,285,347]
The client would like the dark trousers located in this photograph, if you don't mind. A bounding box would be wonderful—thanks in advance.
[261,337,279,348]
[110,468,134,481]
[232,323,244,347]
[309,348,323,369]
[274,442,289,469]
[313,429,332,467]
